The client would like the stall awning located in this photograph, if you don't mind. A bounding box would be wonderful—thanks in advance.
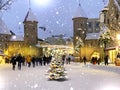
[105,47,116,51]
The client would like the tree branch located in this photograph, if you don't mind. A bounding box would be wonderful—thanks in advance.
[0,0,14,11]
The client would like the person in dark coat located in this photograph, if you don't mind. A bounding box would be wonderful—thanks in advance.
[68,56,71,64]
[38,57,43,66]
[16,54,23,70]
[83,56,87,65]
[11,55,17,70]
[62,55,66,65]
[104,55,109,65]
[31,56,36,68]
[97,57,101,65]
[43,55,46,66]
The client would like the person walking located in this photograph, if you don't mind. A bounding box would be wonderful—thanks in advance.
[43,55,47,66]
[26,55,32,67]
[97,57,101,65]
[83,56,87,65]
[104,55,109,65]
[10,55,17,70]
[31,56,36,68]
[16,54,23,70]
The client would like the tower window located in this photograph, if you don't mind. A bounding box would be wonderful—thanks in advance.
[96,22,99,28]
[80,23,82,27]
[88,22,92,28]
[107,19,109,24]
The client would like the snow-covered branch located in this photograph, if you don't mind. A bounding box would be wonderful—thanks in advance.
[0,0,14,11]
[99,31,112,48]
[75,37,84,52]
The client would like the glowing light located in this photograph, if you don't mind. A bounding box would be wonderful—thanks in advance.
[33,0,51,6]
[117,34,120,40]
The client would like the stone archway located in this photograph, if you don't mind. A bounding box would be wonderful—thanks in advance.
[91,51,100,59]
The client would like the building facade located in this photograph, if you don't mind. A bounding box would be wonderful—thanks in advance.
[23,8,38,45]
[73,5,103,61]
[0,8,43,57]
[100,0,120,62]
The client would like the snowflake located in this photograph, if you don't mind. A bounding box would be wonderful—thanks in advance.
[56,21,59,24]
[34,84,38,88]
[56,11,59,15]
[70,87,74,90]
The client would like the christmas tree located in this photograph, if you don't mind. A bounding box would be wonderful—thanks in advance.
[47,57,67,80]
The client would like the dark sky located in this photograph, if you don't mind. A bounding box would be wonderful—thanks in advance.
[1,0,107,39]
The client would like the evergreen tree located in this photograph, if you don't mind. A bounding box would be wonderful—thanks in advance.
[47,57,67,80]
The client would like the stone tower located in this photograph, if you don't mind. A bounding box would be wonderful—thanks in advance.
[72,4,88,47]
[23,8,38,45]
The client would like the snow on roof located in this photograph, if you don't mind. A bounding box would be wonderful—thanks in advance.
[10,35,24,41]
[102,6,109,11]
[114,0,120,11]
[0,18,11,35]
[73,4,87,18]
[24,8,38,22]
[100,24,110,34]
[86,33,100,40]
[86,24,110,40]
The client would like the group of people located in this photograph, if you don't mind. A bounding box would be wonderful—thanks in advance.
[91,57,101,65]
[9,53,113,70]
[90,55,109,65]
[10,54,52,70]
[62,54,74,65]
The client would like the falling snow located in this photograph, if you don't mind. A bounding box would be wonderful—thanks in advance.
[1,0,107,39]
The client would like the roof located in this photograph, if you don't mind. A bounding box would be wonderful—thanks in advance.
[86,24,110,40]
[114,0,120,11]
[73,4,87,18]
[24,8,38,22]
[0,18,11,35]
[105,46,116,50]
[10,35,24,41]
[86,33,100,40]
[100,24,110,34]
[102,6,109,11]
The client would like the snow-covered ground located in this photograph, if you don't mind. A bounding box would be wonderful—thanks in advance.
[0,62,120,90]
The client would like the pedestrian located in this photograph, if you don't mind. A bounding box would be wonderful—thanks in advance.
[31,56,36,68]
[97,57,101,65]
[26,55,32,67]
[43,55,47,66]
[83,56,87,65]
[38,57,43,66]
[104,55,109,65]
[68,56,71,64]
[16,54,23,70]
[10,55,17,70]
[62,55,66,65]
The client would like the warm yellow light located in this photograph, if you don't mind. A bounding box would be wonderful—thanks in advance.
[117,34,120,40]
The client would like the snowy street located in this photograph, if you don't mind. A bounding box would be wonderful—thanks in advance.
[0,62,120,90]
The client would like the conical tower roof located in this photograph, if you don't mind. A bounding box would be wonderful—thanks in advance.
[24,8,38,22]
[114,0,120,11]
[73,4,87,18]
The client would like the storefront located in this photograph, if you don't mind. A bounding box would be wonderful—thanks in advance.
[106,46,118,63]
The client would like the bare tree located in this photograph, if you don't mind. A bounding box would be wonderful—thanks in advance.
[0,0,14,11]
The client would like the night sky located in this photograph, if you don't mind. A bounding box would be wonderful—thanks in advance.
[1,0,107,39]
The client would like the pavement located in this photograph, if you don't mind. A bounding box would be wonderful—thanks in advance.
[0,62,120,90]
